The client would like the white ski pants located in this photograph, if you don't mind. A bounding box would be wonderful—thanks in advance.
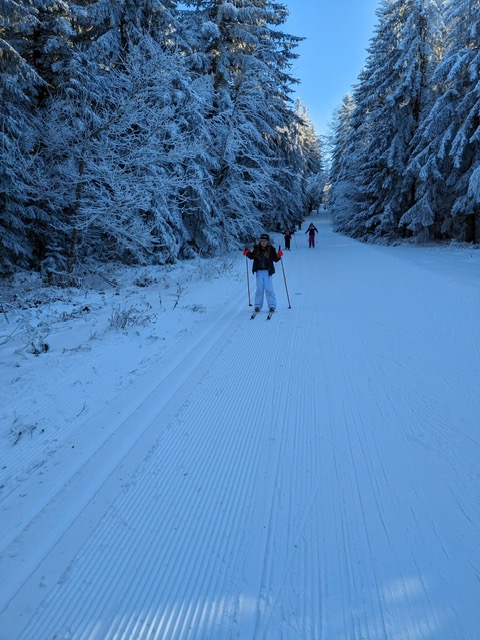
[254,270,276,310]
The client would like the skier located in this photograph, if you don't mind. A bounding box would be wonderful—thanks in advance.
[243,234,283,313]
[305,223,319,248]
[282,227,294,250]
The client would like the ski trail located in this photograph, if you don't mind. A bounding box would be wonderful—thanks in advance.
[1,216,479,639]
[0,291,247,613]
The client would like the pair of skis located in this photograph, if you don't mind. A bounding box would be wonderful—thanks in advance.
[250,308,275,320]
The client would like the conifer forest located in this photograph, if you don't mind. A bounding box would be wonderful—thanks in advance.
[1,0,479,281]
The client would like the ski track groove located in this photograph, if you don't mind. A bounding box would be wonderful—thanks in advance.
[19,308,286,640]
[250,286,335,639]
[3,220,480,639]
[0,294,244,555]
[255,320,310,636]
[12,304,248,636]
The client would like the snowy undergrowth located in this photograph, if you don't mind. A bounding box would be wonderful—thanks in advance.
[0,255,242,496]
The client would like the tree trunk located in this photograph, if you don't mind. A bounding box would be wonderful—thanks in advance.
[67,156,86,272]
[465,213,476,243]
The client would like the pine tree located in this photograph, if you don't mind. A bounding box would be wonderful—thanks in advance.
[408,0,480,242]
[35,35,217,274]
[0,0,47,273]
[330,0,444,242]
[179,0,303,245]
[293,100,326,217]
[1,0,318,276]
[78,0,184,59]
[328,94,363,234]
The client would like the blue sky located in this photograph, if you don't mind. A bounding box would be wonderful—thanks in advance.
[283,0,380,136]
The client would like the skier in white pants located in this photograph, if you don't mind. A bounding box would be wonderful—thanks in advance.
[243,234,283,312]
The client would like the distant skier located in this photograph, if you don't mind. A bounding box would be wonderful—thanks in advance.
[305,223,319,248]
[243,234,283,312]
[282,227,294,250]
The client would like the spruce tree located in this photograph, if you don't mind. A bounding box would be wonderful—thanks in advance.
[328,94,364,235]
[408,0,480,242]
[330,0,444,242]
[180,0,303,244]
[0,0,47,273]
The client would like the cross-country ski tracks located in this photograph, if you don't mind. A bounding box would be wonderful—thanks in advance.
[0,291,248,626]
[8,312,299,639]
[314,241,479,639]
[0,285,243,552]
[2,219,479,639]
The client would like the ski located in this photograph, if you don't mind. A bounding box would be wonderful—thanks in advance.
[267,308,275,320]
[250,308,260,319]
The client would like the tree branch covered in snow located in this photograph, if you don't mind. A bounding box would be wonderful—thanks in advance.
[328,0,480,245]
[1,0,322,278]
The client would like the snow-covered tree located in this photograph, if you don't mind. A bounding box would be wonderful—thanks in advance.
[407,0,480,242]
[330,0,444,242]
[75,0,184,61]
[292,100,325,217]
[328,93,365,234]
[1,0,316,277]
[0,0,46,273]
[33,36,219,276]
[179,0,303,244]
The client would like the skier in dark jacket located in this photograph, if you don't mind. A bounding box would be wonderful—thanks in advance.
[305,223,319,248]
[243,233,283,312]
[282,227,294,250]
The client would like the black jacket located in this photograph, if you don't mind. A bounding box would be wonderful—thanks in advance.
[246,243,281,276]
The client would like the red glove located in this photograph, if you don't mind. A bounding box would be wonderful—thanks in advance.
[243,249,250,256]
[277,249,284,258]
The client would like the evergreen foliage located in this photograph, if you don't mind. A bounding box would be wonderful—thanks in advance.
[5,1,479,280]
[330,0,445,242]
[329,0,479,245]
[407,0,480,242]
[1,0,320,278]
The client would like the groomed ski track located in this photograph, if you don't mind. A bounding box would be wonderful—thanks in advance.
[1,215,479,639]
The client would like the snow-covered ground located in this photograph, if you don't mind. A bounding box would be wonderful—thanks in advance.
[1,214,479,640]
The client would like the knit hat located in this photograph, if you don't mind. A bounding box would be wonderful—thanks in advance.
[260,233,269,241]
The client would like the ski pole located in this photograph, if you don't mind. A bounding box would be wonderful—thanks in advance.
[278,246,291,309]
[245,252,252,306]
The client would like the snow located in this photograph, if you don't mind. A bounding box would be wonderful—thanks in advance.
[1,214,479,640]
